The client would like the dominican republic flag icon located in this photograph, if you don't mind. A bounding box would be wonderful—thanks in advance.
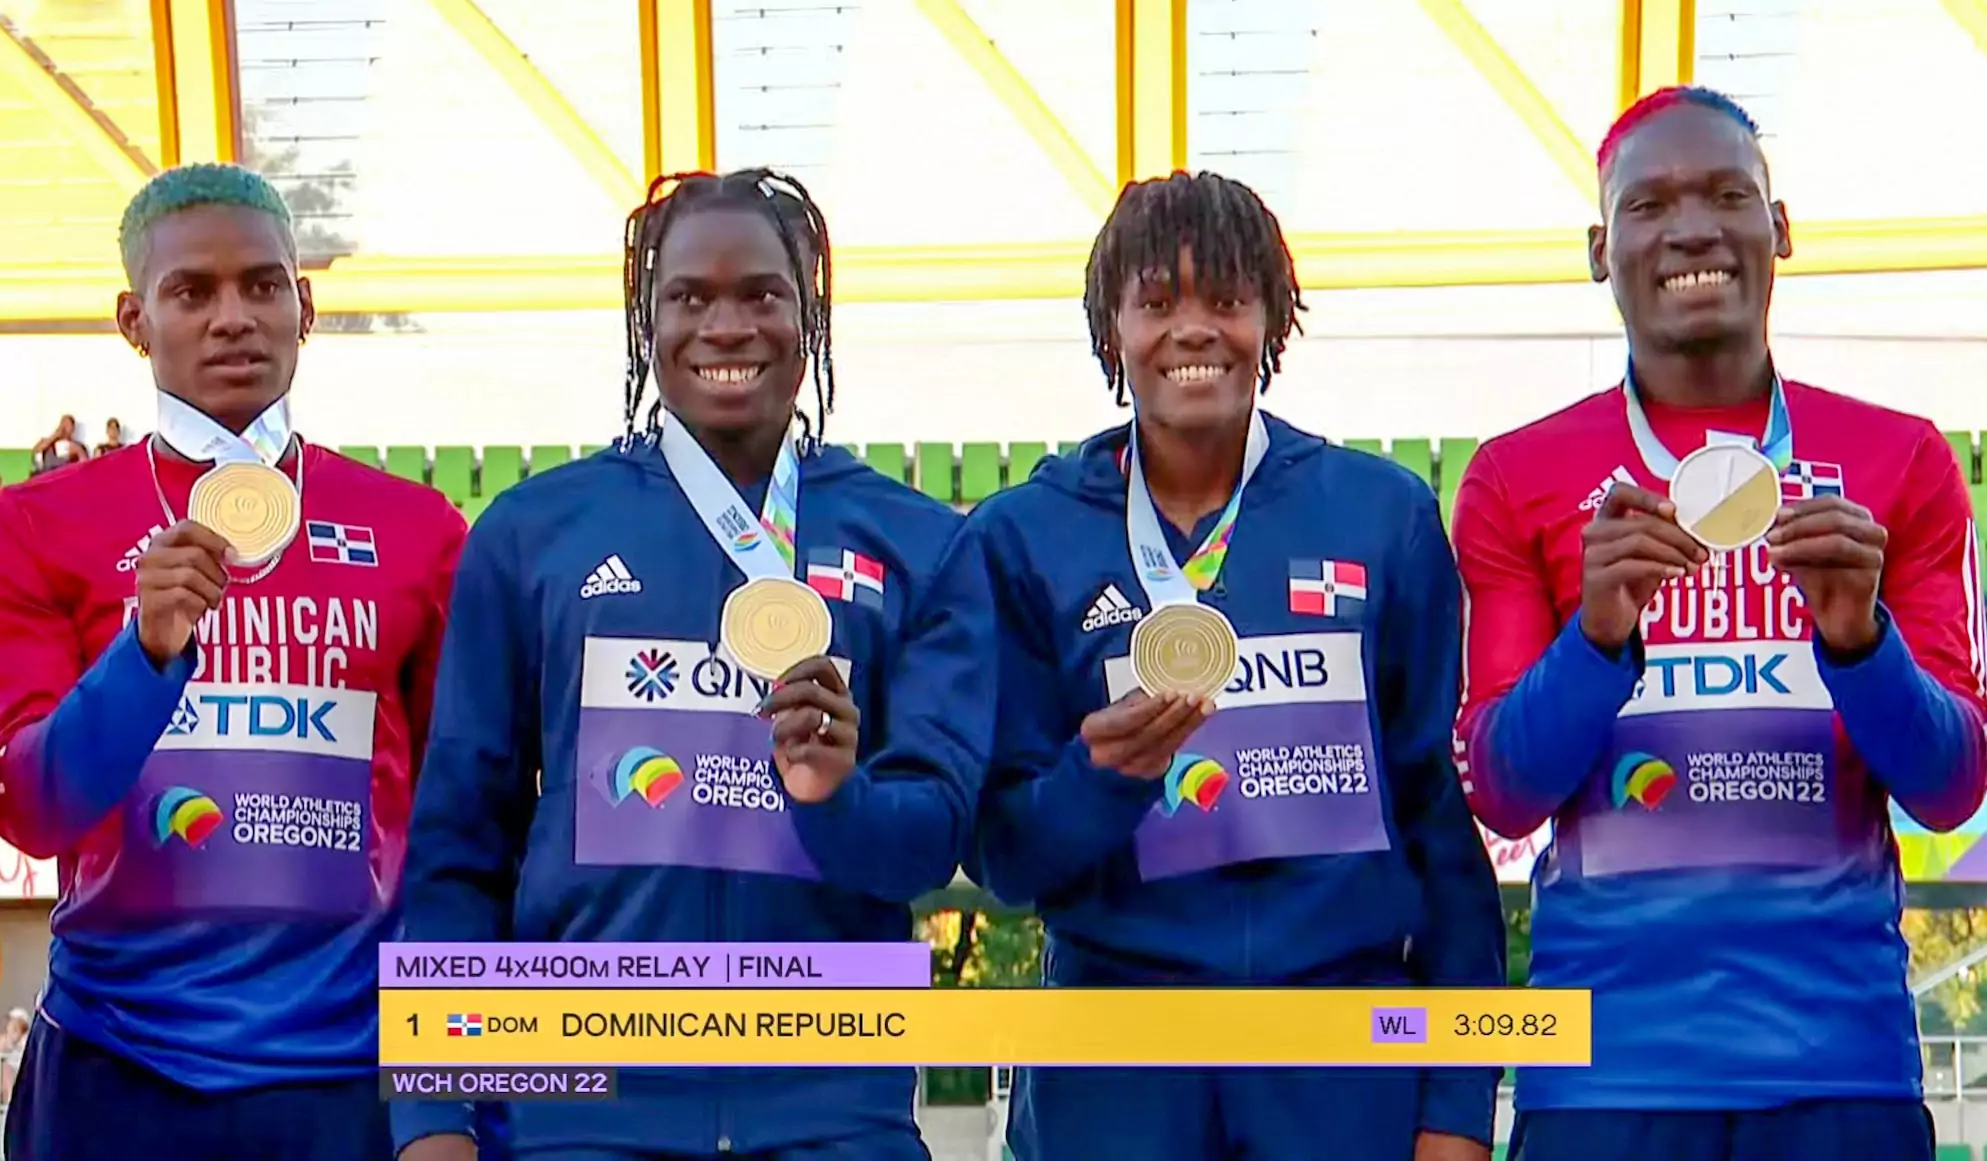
[1289,559,1368,617]
[306,520,378,567]
[447,1014,482,1037]
[1780,460,1845,502]
[805,547,886,609]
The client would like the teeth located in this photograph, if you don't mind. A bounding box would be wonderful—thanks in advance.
[1165,364,1230,384]
[696,366,763,386]
[1663,270,1734,292]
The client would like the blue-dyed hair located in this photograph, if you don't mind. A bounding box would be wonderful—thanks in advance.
[118,163,296,286]
[1598,86,1762,181]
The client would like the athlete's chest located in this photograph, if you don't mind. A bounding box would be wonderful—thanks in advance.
[1532,437,1895,648]
[68,485,429,694]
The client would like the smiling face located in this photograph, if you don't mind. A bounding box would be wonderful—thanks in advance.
[1590,103,1790,356]
[649,205,807,441]
[114,204,312,433]
[1113,248,1267,435]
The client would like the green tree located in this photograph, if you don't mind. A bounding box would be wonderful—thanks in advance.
[1904,907,1987,1033]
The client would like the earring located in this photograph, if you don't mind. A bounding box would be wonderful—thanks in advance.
[136,342,148,357]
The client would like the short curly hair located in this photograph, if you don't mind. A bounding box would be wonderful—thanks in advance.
[118,163,296,286]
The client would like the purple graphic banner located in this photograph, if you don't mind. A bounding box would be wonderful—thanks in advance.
[575,707,820,880]
[1564,707,1842,878]
[99,751,374,917]
[379,941,932,988]
[1371,1008,1428,1044]
[1133,701,1388,881]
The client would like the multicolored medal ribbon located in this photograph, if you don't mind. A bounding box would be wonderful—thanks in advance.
[1121,407,1269,701]
[658,415,829,680]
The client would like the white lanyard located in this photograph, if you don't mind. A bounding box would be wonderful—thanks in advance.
[657,416,803,580]
[1124,407,1269,606]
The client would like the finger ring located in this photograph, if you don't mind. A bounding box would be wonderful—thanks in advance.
[817,708,832,736]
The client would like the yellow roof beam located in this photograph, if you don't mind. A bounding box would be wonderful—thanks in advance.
[1618,0,1696,108]
[425,0,640,206]
[646,0,713,180]
[1118,0,1185,184]
[912,0,1115,219]
[1938,0,1987,59]
[152,0,237,165]
[8,215,1987,319]
[1414,0,1597,206]
[0,15,151,189]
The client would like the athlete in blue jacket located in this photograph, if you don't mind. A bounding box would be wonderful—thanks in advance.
[392,168,996,1161]
[965,171,1506,1161]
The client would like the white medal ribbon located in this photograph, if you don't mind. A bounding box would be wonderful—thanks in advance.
[1124,406,1270,608]
[154,391,294,467]
[1620,362,1794,482]
[657,414,803,582]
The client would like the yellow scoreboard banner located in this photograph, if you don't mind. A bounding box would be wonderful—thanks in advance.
[379,988,1590,1068]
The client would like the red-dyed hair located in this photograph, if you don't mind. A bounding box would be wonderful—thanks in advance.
[1598,86,1761,175]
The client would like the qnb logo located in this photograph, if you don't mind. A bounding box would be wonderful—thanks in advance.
[186,694,339,743]
[625,649,678,703]
[1639,652,1792,699]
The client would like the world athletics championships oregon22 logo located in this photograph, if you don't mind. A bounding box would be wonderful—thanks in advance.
[153,786,224,848]
[1611,752,1678,810]
[610,748,685,808]
[1158,753,1230,817]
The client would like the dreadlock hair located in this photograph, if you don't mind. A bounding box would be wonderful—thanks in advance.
[1598,86,1762,183]
[621,168,835,451]
[118,163,296,287]
[1083,170,1306,406]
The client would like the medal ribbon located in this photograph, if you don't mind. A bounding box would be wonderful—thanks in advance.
[154,391,294,466]
[658,415,802,582]
[1125,407,1270,608]
[1621,362,1794,481]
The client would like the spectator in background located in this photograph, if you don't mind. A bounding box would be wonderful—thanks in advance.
[94,418,125,458]
[0,1008,28,1130]
[30,418,84,475]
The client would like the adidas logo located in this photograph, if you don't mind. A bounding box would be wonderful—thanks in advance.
[1578,467,1638,512]
[580,555,643,599]
[1081,584,1143,633]
[116,525,166,573]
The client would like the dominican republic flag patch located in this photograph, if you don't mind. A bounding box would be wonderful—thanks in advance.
[1289,559,1368,617]
[447,1014,482,1037]
[1780,460,1844,502]
[305,521,377,566]
[805,547,885,609]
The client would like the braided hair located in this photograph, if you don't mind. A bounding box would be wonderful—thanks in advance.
[1083,170,1306,405]
[621,168,835,450]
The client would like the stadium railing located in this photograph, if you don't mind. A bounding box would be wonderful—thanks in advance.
[9,433,1978,533]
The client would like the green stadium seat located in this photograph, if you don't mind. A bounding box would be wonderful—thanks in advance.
[384,446,426,484]
[430,447,475,506]
[1344,438,1384,458]
[1058,441,1081,456]
[581,443,608,458]
[480,446,524,497]
[338,445,382,470]
[1007,441,1049,488]
[915,442,956,503]
[0,448,32,486]
[959,443,1002,504]
[864,443,908,483]
[1974,485,1987,552]
[459,494,495,525]
[1935,1145,1973,1161]
[528,445,573,475]
[1438,437,1479,526]
[1952,431,1979,485]
[1389,437,1434,486]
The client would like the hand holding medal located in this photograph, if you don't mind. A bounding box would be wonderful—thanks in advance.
[1579,483,1709,651]
[758,657,860,803]
[133,520,231,668]
[1765,495,1887,653]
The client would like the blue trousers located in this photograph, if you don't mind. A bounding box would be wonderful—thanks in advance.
[1007,1067,1420,1161]
[4,1015,390,1161]
[1510,1101,1936,1161]
[513,1130,929,1160]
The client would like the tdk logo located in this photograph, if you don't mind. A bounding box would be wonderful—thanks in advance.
[1640,652,1791,699]
[166,697,200,736]
[190,694,339,743]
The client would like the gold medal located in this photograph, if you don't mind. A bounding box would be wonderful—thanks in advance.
[721,577,834,680]
[187,461,300,566]
[1130,602,1239,701]
[1670,443,1783,552]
